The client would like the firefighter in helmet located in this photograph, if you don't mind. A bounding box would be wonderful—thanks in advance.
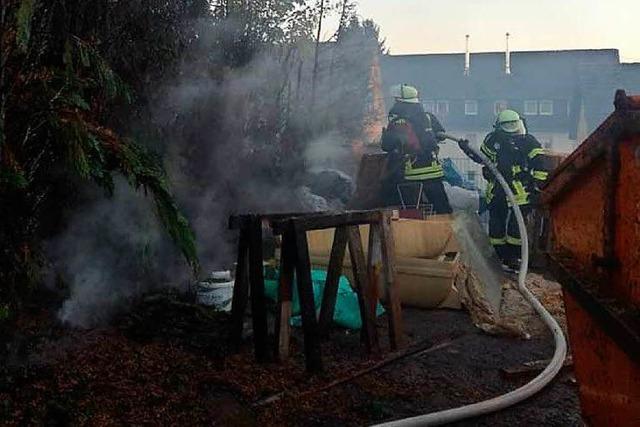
[381,84,452,214]
[459,109,548,268]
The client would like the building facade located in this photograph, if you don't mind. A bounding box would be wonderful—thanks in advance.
[380,49,640,188]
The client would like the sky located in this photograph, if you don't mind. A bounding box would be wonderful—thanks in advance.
[323,0,640,63]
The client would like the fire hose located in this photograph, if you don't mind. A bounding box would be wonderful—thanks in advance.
[371,134,568,427]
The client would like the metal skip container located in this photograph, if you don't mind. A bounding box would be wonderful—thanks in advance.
[543,91,640,426]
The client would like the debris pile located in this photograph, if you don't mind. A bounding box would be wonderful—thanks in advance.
[118,292,230,356]
[458,268,567,338]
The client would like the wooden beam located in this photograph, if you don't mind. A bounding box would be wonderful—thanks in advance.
[367,222,383,316]
[248,216,270,363]
[229,215,250,231]
[347,225,379,353]
[379,212,405,349]
[275,228,296,360]
[229,212,317,230]
[271,210,382,235]
[229,228,250,352]
[501,356,573,378]
[318,226,349,335]
[293,223,323,372]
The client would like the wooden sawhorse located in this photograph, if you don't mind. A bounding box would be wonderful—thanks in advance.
[229,210,405,372]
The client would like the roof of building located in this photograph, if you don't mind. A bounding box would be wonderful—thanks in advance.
[572,62,640,137]
[543,90,640,203]
[381,49,620,99]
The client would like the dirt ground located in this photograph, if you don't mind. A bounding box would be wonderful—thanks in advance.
[0,291,582,426]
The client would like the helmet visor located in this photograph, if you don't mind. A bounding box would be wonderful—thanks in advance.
[500,120,521,133]
[397,97,420,104]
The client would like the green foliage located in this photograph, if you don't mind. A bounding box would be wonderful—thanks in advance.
[1,0,203,306]
[0,169,28,189]
[109,139,199,271]
[16,0,34,53]
[0,304,9,321]
[51,38,199,270]
[0,0,380,311]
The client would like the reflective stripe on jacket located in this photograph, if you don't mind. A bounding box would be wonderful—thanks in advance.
[404,157,444,181]
[481,131,548,206]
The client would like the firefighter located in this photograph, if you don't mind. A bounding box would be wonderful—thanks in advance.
[458,109,548,268]
[381,84,452,214]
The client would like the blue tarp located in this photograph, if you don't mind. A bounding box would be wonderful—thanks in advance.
[442,158,477,190]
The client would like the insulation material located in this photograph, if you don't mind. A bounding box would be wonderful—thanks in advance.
[452,213,566,338]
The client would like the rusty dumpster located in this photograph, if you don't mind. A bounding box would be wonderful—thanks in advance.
[542,90,640,426]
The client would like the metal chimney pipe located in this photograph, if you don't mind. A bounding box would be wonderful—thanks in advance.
[505,32,512,75]
[464,35,470,76]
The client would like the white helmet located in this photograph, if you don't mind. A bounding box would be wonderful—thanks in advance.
[390,84,420,104]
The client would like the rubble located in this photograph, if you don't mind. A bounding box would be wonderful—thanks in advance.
[306,168,355,205]
[117,292,230,356]
[294,186,331,212]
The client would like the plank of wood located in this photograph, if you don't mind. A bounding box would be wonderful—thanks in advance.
[293,224,323,372]
[318,226,349,336]
[248,215,270,363]
[229,228,250,352]
[367,222,383,316]
[229,212,318,230]
[379,212,405,350]
[271,210,382,234]
[501,356,574,378]
[275,228,296,360]
[347,153,389,210]
[347,225,379,353]
[252,335,470,408]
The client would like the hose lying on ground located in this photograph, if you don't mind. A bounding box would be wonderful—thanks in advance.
[371,136,567,427]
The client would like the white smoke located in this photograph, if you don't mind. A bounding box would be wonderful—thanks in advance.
[48,179,186,328]
[48,16,379,328]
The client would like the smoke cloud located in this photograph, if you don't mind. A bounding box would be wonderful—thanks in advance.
[47,179,186,328]
[48,16,380,328]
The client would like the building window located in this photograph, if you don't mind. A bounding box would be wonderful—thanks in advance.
[524,100,538,115]
[423,100,435,114]
[464,100,478,116]
[494,100,508,115]
[436,100,449,115]
[540,100,554,116]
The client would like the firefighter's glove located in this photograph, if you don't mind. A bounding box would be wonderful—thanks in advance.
[482,166,493,181]
[529,188,542,207]
[457,139,470,151]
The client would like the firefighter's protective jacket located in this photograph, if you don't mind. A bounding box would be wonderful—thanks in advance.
[480,131,548,206]
[382,101,446,181]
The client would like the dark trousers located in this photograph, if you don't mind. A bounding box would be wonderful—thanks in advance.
[488,196,531,262]
[397,179,452,214]
[422,179,453,214]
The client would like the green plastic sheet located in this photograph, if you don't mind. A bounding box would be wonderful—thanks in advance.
[264,268,384,330]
